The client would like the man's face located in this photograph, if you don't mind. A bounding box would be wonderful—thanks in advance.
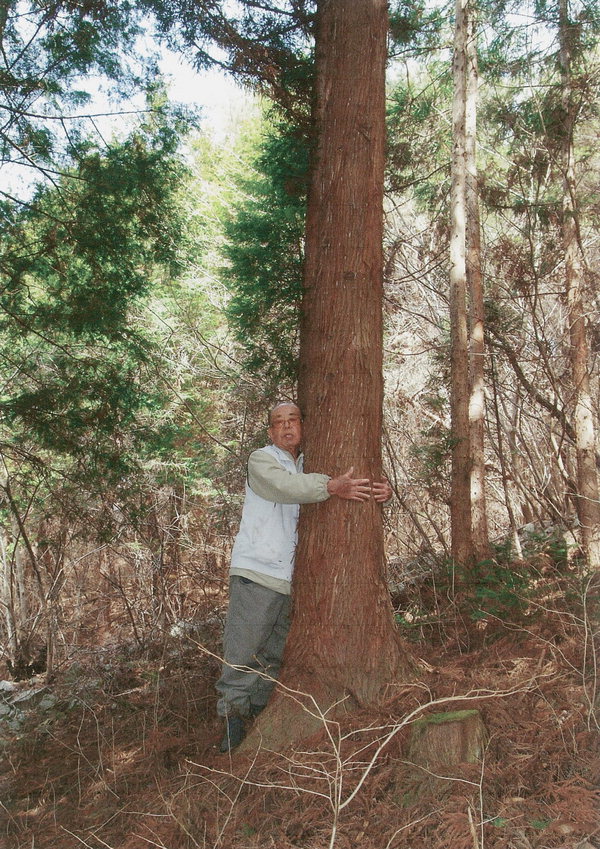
[268,403,303,457]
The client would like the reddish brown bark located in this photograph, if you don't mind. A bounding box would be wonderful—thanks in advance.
[254,0,407,743]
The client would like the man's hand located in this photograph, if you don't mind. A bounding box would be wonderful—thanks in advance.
[371,478,393,503]
[327,467,372,501]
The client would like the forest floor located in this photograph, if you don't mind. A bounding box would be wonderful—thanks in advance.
[0,547,598,849]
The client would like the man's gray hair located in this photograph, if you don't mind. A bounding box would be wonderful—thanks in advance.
[268,401,303,426]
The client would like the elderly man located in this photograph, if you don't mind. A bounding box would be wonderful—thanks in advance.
[216,402,391,752]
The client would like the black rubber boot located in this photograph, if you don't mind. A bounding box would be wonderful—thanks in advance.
[219,715,246,753]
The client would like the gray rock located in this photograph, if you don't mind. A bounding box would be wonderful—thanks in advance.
[10,686,49,707]
[0,680,18,697]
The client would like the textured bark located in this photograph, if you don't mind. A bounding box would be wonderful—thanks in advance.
[449,0,474,565]
[464,3,490,562]
[268,0,406,730]
[559,0,600,570]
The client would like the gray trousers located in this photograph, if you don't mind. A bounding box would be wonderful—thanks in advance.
[216,575,291,718]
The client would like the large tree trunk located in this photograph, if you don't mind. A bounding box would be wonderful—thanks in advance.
[449,0,474,565]
[558,0,600,570]
[250,0,407,750]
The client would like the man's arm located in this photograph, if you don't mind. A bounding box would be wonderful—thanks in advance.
[248,452,371,504]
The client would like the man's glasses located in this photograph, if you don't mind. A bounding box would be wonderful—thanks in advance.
[270,418,302,429]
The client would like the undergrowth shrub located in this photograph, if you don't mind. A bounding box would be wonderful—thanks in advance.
[391,523,588,645]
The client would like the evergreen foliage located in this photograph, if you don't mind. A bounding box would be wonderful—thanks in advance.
[222,117,308,389]
[0,98,197,538]
[138,0,316,126]
[388,0,448,54]
[0,0,149,191]
[386,64,453,203]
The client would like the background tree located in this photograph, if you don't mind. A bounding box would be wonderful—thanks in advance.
[449,0,474,565]
[557,0,600,569]
[449,0,490,567]
[464,0,490,563]
[223,115,308,392]
[0,0,146,193]
[0,101,196,674]
[476,0,600,555]
[382,0,600,580]
[140,0,315,127]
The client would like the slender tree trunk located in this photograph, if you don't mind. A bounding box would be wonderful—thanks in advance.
[464,1,490,562]
[450,0,474,565]
[253,0,407,749]
[0,468,23,664]
[490,356,523,559]
[506,390,536,525]
[558,0,600,570]
[0,525,18,663]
